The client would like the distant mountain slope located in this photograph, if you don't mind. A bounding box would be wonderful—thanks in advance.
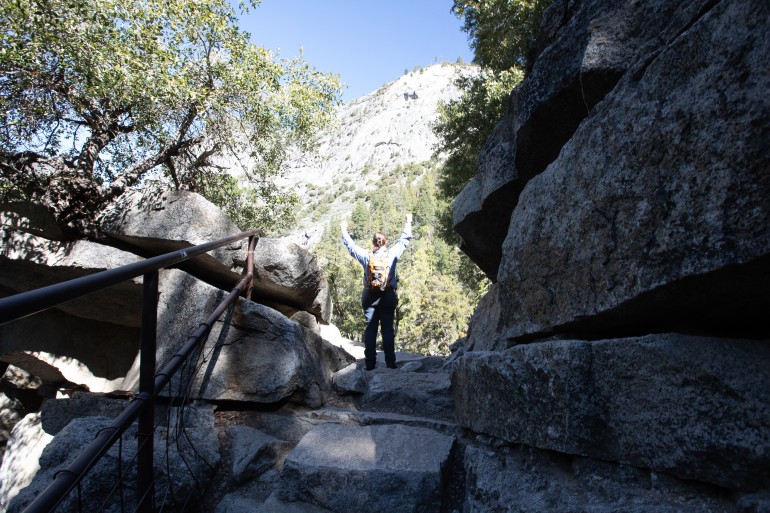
[277,62,479,246]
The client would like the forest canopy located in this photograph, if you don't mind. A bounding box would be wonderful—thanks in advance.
[0,0,341,235]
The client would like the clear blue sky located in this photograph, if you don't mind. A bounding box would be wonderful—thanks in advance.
[236,0,475,102]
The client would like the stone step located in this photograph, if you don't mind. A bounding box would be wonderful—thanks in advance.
[302,406,458,437]
[273,423,456,513]
[332,361,455,420]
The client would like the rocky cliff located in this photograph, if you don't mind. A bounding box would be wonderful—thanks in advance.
[452,0,770,509]
[277,62,478,247]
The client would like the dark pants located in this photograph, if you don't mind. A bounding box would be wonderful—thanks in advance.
[361,288,397,369]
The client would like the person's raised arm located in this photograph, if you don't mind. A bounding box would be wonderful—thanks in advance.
[392,213,413,257]
[340,217,368,265]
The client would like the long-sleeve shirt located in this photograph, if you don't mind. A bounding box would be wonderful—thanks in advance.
[341,222,412,290]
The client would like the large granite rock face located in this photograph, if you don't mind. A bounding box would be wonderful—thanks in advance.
[1,307,138,391]
[1,224,348,406]
[99,189,332,323]
[462,445,739,513]
[462,283,506,351]
[453,0,744,280]
[493,0,770,342]
[98,188,246,287]
[452,0,770,500]
[453,334,770,491]
[180,297,351,407]
[119,269,352,407]
[251,238,332,323]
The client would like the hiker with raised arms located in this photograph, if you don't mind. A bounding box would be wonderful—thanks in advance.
[340,213,412,370]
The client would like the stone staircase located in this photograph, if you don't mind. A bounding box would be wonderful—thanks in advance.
[8,348,747,513]
[209,355,461,513]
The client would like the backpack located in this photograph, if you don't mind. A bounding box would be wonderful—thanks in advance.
[368,252,390,290]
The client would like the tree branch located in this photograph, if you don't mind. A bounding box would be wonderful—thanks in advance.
[76,110,135,174]
[166,158,181,190]
[105,104,202,200]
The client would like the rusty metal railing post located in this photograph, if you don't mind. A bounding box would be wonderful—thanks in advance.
[245,235,257,301]
[137,270,158,513]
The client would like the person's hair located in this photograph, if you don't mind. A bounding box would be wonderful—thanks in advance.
[372,232,388,249]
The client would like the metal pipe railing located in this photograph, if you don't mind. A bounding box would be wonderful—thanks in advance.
[1,229,262,513]
[137,269,159,513]
[0,228,261,325]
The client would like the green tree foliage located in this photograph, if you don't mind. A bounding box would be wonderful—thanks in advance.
[314,163,478,356]
[397,233,476,355]
[452,0,549,70]
[433,0,550,243]
[0,0,341,235]
[433,68,523,202]
[350,200,372,240]
[197,174,299,232]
